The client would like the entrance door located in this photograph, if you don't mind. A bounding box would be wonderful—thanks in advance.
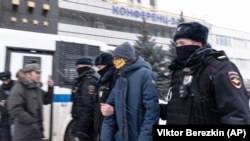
[7,49,54,140]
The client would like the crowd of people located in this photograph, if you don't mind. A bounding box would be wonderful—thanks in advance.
[0,21,250,141]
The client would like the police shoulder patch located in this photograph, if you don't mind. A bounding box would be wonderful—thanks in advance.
[88,85,96,94]
[228,71,242,89]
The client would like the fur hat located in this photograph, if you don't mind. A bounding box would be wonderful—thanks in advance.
[95,52,113,66]
[173,22,209,45]
[23,63,41,72]
[113,42,135,60]
[0,71,11,80]
[76,56,94,66]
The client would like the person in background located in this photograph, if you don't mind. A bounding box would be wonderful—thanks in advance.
[8,63,54,141]
[95,52,118,140]
[0,71,15,141]
[160,22,250,124]
[100,42,160,141]
[95,52,118,103]
[70,56,100,141]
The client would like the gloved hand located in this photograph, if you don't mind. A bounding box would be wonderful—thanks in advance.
[31,122,44,138]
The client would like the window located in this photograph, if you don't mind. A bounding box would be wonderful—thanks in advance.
[234,38,247,49]
[95,22,105,29]
[23,56,41,67]
[215,35,231,46]
[150,0,155,7]
[229,58,250,70]
[55,41,100,88]
[127,0,133,4]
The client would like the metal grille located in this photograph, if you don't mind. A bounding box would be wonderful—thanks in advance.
[55,41,100,88]
[23,56,41,67]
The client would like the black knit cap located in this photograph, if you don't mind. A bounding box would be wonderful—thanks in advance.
[0,71,11,80]
[95,52,113,66]
[173,22,209,45]
[75,56,94,66]
[113,42,135,60]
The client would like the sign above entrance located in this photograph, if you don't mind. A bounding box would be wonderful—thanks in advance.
[112,5,180,26]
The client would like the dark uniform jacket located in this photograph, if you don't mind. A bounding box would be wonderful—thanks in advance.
[71,67,100,140]
[8,70,53,141]
[162,44,250,124]
[97,66,118,139]
[0,80,15,127]
[98,66,118,103]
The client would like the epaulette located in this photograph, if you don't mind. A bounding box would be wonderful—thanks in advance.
[217,55,227,60]
[216,51,228,60]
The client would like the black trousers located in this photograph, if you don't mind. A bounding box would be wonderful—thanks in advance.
[0,124,12,141]
[71,119,98,141]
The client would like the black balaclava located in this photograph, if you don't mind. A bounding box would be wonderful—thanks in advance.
[98,65,111,77]
[77,67,91,75]
[175,45,200,66]
[1,80,15,90]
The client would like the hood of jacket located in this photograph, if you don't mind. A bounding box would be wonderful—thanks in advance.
[16,69,42,88]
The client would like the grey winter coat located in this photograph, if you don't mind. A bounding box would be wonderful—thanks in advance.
[8,70,53,141]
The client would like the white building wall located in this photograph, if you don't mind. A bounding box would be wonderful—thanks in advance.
[58,0,250,80]
[58,23,172,48]
[210,26,250,80]
[59,0,179,27]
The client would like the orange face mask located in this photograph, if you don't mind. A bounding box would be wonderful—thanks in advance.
[113,58,126,69]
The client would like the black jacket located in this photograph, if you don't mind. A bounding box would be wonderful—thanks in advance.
[0,80,15,126]
[71,67,100,136]
[163,44,250,124]
[98,66,118,103]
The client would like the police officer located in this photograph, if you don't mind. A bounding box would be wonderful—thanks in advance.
[95,52,118,140]
[95,52,118,103]
[71,56,100,141]
[0,71,15,141]
[160,22,250,124]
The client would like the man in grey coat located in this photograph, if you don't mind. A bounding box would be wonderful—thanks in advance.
[8,63,54,141]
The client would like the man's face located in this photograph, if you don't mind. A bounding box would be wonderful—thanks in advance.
[175,38,202,47]
[2,79,10,84]
[96,65,106,71]
[76,64,91,69]
[26,71,41,83]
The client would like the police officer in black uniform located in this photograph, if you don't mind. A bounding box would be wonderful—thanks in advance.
[0,71,15,141]
[160,22,250,124]
[95,52,118,140]
[95,52,118,103]
[71,56,100,141]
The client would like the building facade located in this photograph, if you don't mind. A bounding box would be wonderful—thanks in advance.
[1,0,249,84]
[58,0,198,47]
